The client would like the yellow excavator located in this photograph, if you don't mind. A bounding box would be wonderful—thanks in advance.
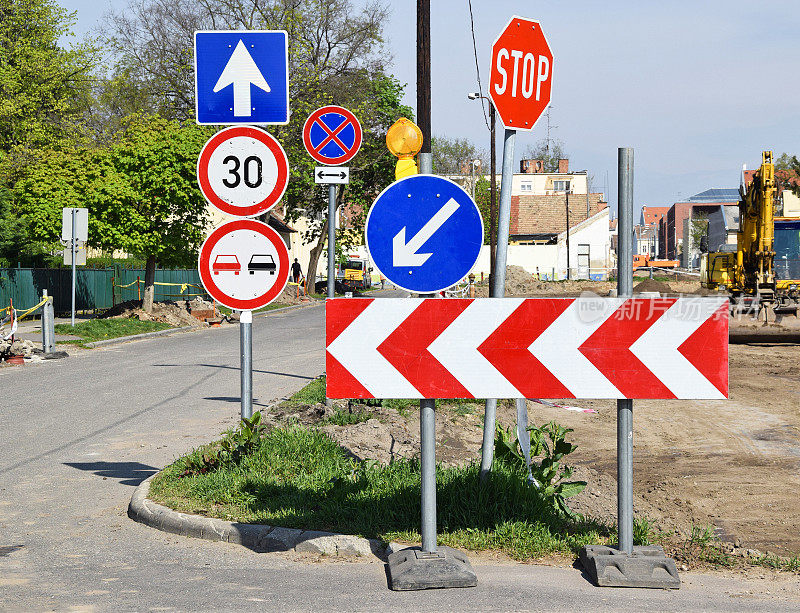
[702,151,800,318]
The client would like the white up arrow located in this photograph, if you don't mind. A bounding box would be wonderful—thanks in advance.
[393,198,460,267]
[213,40,270,117]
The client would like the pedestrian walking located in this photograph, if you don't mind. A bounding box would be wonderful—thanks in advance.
[291,258,302,284]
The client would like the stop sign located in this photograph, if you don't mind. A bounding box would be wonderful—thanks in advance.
[489,16,553,131]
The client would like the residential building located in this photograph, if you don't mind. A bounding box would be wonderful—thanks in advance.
[659,189,739,260]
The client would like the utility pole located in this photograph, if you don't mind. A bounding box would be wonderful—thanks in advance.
[468,93,497,295]
[417,0,431,174]
[565,191,571,280]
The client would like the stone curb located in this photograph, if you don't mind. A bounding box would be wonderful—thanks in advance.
[84,301,321,348]
[128,476,388,559]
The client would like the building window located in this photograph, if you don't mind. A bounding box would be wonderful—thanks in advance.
[577,244,590,267]
[553,180,571,193]
[521,182,532,192]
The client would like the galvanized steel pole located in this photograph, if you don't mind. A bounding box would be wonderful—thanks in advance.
[240,310,253,420]
[617,147,634,554]
[417,0,436,554]
[489,103,497,296]
[327,185,336,298]
[420,395,437,552]
[480,128,516,478]
[71,208,76,327]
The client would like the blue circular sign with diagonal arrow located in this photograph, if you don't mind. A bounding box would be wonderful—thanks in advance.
[366,175,484,294]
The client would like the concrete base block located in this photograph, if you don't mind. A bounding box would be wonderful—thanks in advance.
[387,546,477,591]
[580,545,681,589]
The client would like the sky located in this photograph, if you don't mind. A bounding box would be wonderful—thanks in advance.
[58,0,800,215]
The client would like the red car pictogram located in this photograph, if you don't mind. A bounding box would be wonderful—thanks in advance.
[213,254,240,275]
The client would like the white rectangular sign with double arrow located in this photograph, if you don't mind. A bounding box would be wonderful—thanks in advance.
[315,166,349,184]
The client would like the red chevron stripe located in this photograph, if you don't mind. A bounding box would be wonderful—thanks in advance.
[377,299,472,397]
[678,302,729,397]
[477,299,574,398]
[325,298,374,399]
[326,298,373,346]
[326,351,373,399]
[579,298,676,398]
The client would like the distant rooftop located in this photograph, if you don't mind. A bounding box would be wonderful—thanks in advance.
[686,188,739,202]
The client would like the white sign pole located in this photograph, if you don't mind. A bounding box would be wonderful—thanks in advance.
[71,209,77,327]
[240,309,253,419]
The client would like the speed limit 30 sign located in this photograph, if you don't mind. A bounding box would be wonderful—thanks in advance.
[197,125,289,217]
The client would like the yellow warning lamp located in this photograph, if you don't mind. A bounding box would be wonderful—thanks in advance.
[386,118,423,180]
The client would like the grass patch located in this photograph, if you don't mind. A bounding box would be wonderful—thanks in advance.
[215,303,288,316]
[322,407,374,426]
[290,376,326,404]
[149,424,613,561]
[55,319,173,343]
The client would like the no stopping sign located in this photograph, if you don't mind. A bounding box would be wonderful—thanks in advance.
[197,125,289,217]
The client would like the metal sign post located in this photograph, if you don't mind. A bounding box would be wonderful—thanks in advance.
[617,147,635,554]
[579,148,681,589]
[240,310,253,419]
[480,127,515,478]
[480,16,555,479]
[327,184,336,299]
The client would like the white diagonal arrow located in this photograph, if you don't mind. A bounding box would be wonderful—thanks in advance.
[393,198,460,267]
[529,296,626,398]
[428,299,524,398]
[213,40,270,117]
[630,297,727,399]
[327,300,423,398]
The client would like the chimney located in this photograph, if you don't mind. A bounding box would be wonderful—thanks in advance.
[558,158,569,173]
[520,159,545,174]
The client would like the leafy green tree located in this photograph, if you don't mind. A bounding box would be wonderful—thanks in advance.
[521,138,568,173]
[0,0,99,179]
[474,176,492,244]
[13,115,212,311]
[430,135,486,175]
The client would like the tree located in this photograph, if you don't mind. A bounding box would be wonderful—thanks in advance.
[281,73,413,283]
[0,0,99,180]
[13,115,212,311]
[473,176,491,244]
[774,153,800,198]
[105,0,389,123]
[430,135,486,175]
[103,0,400,285]
[521,138,568,172]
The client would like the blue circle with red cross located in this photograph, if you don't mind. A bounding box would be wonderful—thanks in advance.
[302,106,362,165]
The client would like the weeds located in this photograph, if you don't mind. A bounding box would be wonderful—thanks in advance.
[494,421,587,518]
[180,412,266,476]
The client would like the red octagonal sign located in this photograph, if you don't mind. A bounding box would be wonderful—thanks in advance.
[489,16,553,131]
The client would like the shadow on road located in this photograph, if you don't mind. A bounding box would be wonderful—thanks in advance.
[204,396,271,408]
[64,461,158,486]
[197,364,316,380]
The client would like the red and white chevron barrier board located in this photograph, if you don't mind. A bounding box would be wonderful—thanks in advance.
[326,297,729,400]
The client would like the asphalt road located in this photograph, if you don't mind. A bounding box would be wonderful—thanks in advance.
[2,301,798,612]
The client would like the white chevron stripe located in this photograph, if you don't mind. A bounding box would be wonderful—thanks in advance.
[327,299,423,398]
[529,297,626,398]
[428,298,524,398]
[630,297,727,399]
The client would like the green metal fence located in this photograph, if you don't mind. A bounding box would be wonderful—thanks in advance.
[0,268,207,314]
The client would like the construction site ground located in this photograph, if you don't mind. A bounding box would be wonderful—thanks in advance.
[274,268,800,565]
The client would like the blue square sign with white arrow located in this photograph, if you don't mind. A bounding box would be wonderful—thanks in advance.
[366,175,484,294]
[194,30,289,125]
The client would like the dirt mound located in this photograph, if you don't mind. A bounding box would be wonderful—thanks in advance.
[633,279,671,294]
[100,300,206,328]
[475,265,615,297]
